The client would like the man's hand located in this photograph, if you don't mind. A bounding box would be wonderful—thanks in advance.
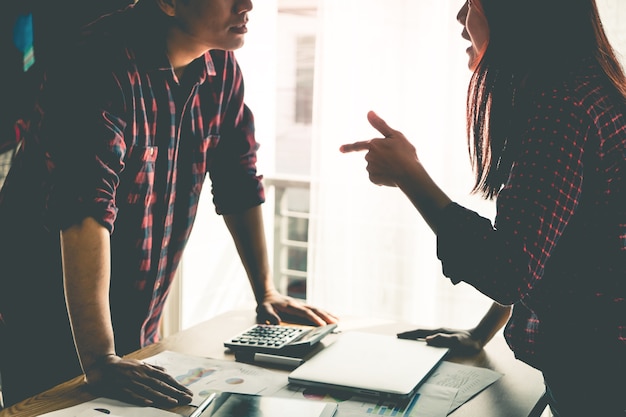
[84,355,193,407]
[256,289,339,326]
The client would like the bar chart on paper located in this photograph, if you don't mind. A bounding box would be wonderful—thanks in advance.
[365,394,420,416]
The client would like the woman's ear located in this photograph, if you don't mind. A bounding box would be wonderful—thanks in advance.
[155,0,177,17]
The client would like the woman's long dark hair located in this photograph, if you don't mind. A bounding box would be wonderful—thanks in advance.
[467,0,626,199]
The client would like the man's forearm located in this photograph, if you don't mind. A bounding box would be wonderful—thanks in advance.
[60,216,116,374]
[223,205,274,302]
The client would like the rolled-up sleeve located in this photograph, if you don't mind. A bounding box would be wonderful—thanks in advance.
[42,59,126,233]
[436,202,530,304]
[209,52,264,215]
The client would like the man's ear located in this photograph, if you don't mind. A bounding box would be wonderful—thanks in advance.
[155,0,177,17]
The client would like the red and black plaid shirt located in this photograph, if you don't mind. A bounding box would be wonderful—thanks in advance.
[0,2,264,353]
[436,61,626,370]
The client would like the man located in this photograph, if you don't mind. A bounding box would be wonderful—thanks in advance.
[0,0,337,408]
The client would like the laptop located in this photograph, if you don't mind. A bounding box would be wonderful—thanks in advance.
[287,331,449,401]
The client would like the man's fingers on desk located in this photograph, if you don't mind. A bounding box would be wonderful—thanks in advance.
[300,306,339,326]
[107,381,181,407]
[256,295,338,326]
[274,305,338,326]
[282,298,338,325]
[103,374,193,407]
[88,358,193,406]
[256,305,281,325]
[136,374,194,405]
[140,364,194,402]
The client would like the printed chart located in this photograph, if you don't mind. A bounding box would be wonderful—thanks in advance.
[145,350,288,406]
[364,394,421,416]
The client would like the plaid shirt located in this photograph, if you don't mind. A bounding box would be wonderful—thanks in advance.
[436,61,626,370]
[0,2,264,353]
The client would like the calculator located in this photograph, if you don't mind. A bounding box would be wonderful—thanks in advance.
[224,323,338,356]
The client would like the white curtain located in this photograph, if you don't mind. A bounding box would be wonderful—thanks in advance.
[307,0,495,327]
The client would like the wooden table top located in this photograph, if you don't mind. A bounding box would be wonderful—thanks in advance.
[0,309,545,417]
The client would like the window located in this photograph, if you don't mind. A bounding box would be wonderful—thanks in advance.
[172,0,626,334]
[294,36,315,124]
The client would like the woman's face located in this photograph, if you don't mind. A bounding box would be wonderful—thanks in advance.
[457,0,489,70]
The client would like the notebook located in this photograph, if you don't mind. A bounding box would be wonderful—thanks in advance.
[287,331,449,401]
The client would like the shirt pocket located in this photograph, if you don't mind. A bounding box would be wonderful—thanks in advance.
[124,146,158,206]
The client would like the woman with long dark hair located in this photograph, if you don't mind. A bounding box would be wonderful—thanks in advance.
[342,1,626,415]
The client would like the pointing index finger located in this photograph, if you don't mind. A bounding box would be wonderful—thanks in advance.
[339,140,371,153]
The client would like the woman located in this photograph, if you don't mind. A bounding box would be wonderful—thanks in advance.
[341,1,626,415]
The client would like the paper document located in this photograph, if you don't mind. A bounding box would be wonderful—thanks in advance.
[145,350,289,405]
[39,397,181,417]
[425,361,503,413]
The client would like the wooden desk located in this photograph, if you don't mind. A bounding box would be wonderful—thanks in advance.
[0,310,545,417]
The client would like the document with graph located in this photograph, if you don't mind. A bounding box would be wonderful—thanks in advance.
[144,350,289,406]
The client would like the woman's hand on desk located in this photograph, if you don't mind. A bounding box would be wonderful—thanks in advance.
[397,328,486,354]
[84,354,193,407]
[397,303,512,354]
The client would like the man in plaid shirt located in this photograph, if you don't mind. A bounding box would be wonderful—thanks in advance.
[0,0,337,407]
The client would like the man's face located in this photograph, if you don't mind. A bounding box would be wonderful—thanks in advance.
[173,0,253,51]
